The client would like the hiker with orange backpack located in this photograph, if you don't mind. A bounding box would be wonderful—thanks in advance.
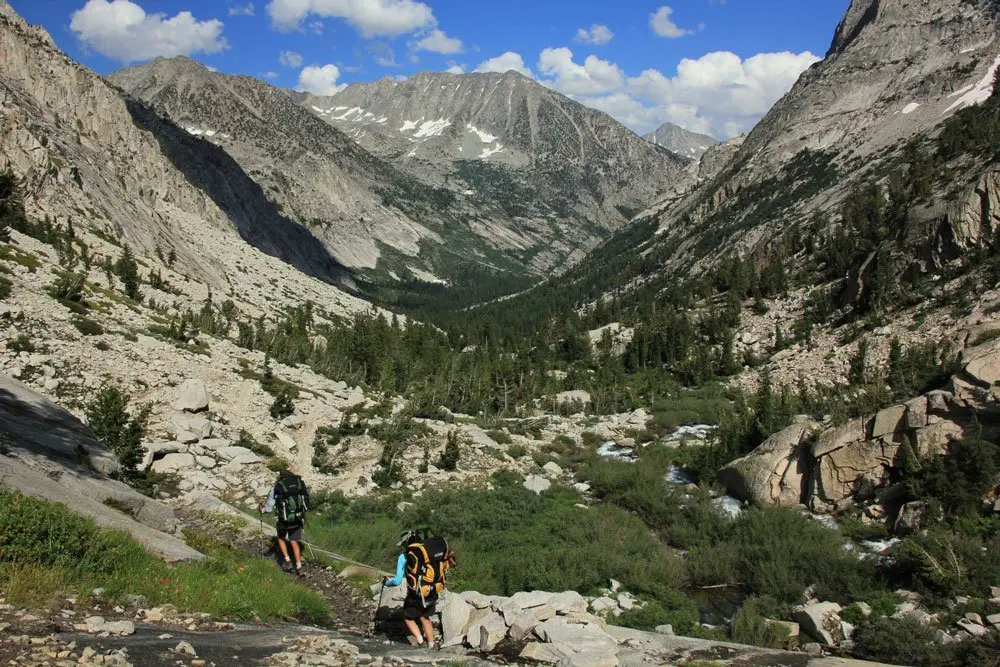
[384,529,456,648]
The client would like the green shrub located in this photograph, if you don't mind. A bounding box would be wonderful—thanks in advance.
[72,316,103,336]
[688,508,878,605]
[234,429,274,457]
[5,333,34,353]
[486,429,512,445]
[608,593,699,635]
[851,617,955,666]
[506,443,528,459]
[730,596,792,649]
[0,276,12,299]
[269,391,294,420]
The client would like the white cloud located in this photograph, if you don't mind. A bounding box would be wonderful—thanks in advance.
[296,64,346,96]
[279,50,303,67]
[261,71,279,79]
[308,20,324,34]
[574,24,613,46]
[445,62,465,75]
[69,0,228,64]
[475,51,532,77]
[267,0,434,37]
[528,47,818,139]
[650,6,692,39]
[538,47,624,96]
[228,2,254,16]
[410,28,463,54]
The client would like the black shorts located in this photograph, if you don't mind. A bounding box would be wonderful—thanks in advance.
[402,591,437,620]
[277,523,303,542]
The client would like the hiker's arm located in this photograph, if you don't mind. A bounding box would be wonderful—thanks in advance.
[385,553,406,587]
[261,487,276,514]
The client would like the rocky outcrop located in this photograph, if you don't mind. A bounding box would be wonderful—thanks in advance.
[721,339,1000,512]
[0,373,200,561]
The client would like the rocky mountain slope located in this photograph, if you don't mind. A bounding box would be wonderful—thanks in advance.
[0,1,354,296]
[643,122,718,160]
[293,71,690,260]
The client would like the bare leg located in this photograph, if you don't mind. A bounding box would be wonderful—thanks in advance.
[419,616,435,647]
[403,619,422,643]
[290,541,302,567]
[276,537,291,564]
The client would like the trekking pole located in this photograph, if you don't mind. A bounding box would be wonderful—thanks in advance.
[258,510,265,558]
[368,579,386,637]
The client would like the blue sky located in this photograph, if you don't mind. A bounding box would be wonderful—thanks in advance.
[10,0,850,138]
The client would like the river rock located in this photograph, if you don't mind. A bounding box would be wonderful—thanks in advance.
[173,379,209,413]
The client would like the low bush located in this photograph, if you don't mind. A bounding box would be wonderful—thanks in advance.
[487,429,512,445]
[506,443,527,459]
[72,316,103,336]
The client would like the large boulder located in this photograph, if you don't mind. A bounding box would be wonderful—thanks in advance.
[438,592,473,647]
[173,379,210,413]
[718,422,812,507]
[524,475,552,494]
[556,652,619,667]
[962,340,1000,387]
[793,601,843,646]
[554,390,592,408]
[549,591,588,615]
[871,405,906,438]
[150,452,196,474]
[167,415,213,443]
[0,374,118,474]
[520,643,573,664]
[535,618,617,653]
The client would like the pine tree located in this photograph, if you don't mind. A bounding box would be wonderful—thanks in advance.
[85,387,151,480]
[114,244,142,301]
[438,430,461,471]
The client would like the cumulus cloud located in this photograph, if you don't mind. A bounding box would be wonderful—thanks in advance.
[228,2,254,16]
[296,64,346,96]
[538,48,625,96]
[530,47,818,138]
[649,6,691,39]
[574,24,614,46]
[475,51,533,77]
[445,64,465,74]
[267,0,434,37]
[279,50,303,67]
[69,0,227,64]
[410,28,463,54]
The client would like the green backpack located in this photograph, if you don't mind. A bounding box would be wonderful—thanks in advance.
[275,474,308,525]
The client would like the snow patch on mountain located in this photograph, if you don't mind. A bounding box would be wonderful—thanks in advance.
[944,55,1000,114]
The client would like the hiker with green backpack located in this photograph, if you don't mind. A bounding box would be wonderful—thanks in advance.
[259,469,310,577]
[383,529,456,649]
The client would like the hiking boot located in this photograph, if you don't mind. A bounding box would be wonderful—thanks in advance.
[294,565,305,578]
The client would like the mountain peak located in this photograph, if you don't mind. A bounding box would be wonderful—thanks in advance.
[643,123,719,160]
